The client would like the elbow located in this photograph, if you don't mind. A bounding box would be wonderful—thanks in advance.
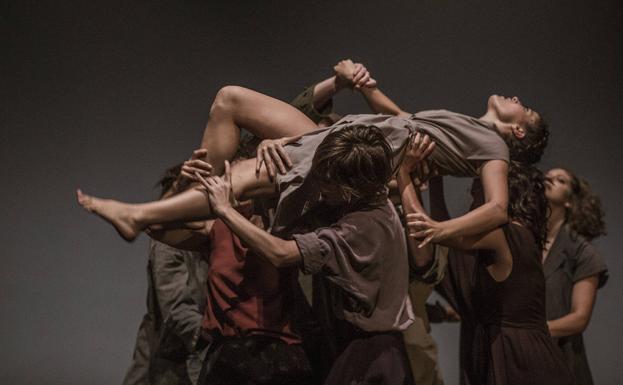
[491,202,508,225]
[262,239,293,268]
[575,314,592,334]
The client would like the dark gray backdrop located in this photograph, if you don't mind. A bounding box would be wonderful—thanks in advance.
[4,1,622,384]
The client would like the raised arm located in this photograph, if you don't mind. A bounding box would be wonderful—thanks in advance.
[359,86,411,117]
[197,161,301,268]
[442,160,508,239]
[408,213,512,281]
[397,133,436,267]
[413,160,509,246]
[335,59,411,117]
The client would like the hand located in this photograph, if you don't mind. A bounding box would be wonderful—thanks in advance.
[333,59,377,90]
[195,160,233,216]
[444,305,461,322]
[177,149,213,188]
[400,133,435,174]
[406,212,449,248]
[256,136,300,181]
[352,62,377,89]
[333,59,357,89]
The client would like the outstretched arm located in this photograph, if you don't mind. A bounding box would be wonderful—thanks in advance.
[412,160,508,246]
[360,86,411,117]
[408,213,512,281]
[397,133,436,267]
[441,160,508,240]
[333,59,411,117]
[197,161,301,268]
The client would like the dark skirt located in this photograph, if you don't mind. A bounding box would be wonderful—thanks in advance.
[199,334,313,385]
[468,324,574,385]
[324,330,414,385]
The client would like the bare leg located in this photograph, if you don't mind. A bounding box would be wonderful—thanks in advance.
[200,86,318,175]
[77,158,275,241]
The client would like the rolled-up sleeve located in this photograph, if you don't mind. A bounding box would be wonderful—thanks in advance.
[293,231,332,275]
[573,240,608,288]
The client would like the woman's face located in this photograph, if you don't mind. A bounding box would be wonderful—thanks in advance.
[545,168,573,207]
[487,95,540,138]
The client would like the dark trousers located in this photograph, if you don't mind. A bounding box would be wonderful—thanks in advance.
[198,334,313,385]
[325,327,415,385]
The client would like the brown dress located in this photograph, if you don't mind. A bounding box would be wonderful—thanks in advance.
[466,223,573,385]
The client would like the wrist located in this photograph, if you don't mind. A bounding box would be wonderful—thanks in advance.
[397,167,412,182]
[360,85,377,94]
[333,75,349,91]
[398,162,416,177]
[218,205,237,218]
[439,220,456,240]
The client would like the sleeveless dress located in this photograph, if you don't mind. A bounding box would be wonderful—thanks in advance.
[467,223,574,385]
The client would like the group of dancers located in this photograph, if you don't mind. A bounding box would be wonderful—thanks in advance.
[77,59,609,385]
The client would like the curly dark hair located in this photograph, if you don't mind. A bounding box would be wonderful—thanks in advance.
[156,163,183,197]
[503,114,549,164]
[310,124,393,209]
[508,162,549,250]
[559,168,606,241]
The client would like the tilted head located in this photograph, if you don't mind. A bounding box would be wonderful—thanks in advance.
[310,124,393,209]
[485,95,549,164]
[545,168,606,240]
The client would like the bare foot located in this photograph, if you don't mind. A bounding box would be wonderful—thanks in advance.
[76,189,141,241]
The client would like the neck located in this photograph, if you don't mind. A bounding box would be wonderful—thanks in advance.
[479,111,504,134]
[547,204,566,239]
[479,110,496,123]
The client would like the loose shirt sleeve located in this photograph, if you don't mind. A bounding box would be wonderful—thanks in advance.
[292,203,414,332]
[289,85,337,124]
[571,238,608,288]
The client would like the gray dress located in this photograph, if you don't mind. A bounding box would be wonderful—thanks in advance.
[544,225,608,385]
[273,110,509,234]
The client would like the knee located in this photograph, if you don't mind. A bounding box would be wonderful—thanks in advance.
[210,85,246,115]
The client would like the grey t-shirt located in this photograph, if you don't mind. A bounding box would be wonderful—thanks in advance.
[411,109,509,177]
[544,225,608,320]
[543,225,608,385]
[292,201,414,332]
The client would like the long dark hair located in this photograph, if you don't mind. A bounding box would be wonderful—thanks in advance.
[503,114,549,165]
[310,124,393,209]
[508,162,549,250]
[560,168,606,241]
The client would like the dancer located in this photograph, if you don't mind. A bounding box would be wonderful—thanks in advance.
[148,146,315,385]
[198,125,415,384]
[403,140,573,384]
[77,87,548,245]
[543,168,608,384]
[430,178,483,385]
[389,131,447,385]
[123,165,209,385]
